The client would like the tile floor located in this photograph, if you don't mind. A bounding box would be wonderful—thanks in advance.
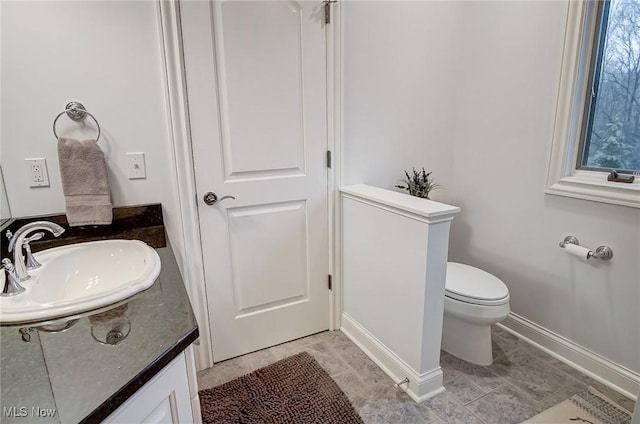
[197,326,635,424]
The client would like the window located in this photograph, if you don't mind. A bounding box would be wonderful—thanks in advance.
[579,0,640,173]
[547,1,640,208]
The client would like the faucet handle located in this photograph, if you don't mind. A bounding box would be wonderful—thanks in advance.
[23,232,45,244]
[2,258,16,273]
[1,259,25,296]
[22,232,44,270]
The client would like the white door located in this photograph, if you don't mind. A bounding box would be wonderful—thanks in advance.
[180,1,330,361]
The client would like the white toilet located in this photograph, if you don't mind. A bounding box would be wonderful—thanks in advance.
[441,262,510,366]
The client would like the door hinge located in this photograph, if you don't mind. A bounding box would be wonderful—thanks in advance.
[323,0,337,24]
[327,150,332,168]
[328,274,332,290]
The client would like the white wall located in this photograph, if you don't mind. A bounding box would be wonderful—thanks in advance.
[343,1,640,373]
[449,1,640,373]
[0,1,184,267]
[342,1,460,205]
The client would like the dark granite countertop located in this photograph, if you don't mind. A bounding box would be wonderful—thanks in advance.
[0,204,166,260]
[0,245,199,423]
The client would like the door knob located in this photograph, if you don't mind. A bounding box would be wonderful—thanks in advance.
[203,192,236,206]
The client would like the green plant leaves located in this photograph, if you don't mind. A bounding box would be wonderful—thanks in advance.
[396,167,439,199]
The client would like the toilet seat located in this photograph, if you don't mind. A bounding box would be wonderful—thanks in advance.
[445,262,509,307]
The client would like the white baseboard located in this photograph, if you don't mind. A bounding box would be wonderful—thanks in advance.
[340,313,444,403]
[499,313,639,400]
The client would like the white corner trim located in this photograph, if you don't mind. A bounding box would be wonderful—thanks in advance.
[328,0,342,332]
[546,1,589,188]
[158,0,213,370]
[329,0,345,331]
[499,313,639,400]
[341,313,445,403]
[546,2,640,209]
[184,346,203,424]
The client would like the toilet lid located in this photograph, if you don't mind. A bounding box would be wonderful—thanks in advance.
[445,262,509,306]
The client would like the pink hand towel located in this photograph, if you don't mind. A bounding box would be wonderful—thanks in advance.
[57,138,113,226]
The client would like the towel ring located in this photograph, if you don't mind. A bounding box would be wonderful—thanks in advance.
[53,101,101,142]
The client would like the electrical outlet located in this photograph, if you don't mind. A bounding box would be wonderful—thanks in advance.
[127,152,146,179]
[25,158,50,188]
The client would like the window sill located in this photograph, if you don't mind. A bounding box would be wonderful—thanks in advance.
[546,170,640,208]
[546,2,639,210]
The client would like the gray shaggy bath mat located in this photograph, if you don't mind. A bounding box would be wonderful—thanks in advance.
[199,351,364,424]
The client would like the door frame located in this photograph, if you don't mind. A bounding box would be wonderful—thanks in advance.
[158,0,343,370]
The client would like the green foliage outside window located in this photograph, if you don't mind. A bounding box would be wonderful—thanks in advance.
[583,0,640,172]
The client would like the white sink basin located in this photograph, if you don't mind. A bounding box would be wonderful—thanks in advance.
[0,240,161,324]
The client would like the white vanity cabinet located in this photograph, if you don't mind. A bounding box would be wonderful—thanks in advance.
[103,347,201,424]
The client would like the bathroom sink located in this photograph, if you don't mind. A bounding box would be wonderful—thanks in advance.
[0,240,161,324]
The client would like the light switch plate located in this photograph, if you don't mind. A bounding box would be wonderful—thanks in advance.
[25,158,50,187]
[127,152,146,179]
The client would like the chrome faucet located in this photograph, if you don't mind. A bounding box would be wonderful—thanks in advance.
[8,221,65,282]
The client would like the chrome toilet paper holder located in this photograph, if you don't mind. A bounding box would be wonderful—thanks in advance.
[559,236,613,261]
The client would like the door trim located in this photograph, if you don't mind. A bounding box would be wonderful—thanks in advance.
[158,0,213,369]
[328,0,343,330]
[159,0,342,370]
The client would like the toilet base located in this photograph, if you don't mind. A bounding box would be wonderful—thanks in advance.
[441,314,494,366]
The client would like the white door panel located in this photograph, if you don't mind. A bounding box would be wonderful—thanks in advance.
[215,1,306,178]
[181,0,329,361]
[228,200,309,315]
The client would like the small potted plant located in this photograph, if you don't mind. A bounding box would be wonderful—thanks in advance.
[395,168,439,199]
